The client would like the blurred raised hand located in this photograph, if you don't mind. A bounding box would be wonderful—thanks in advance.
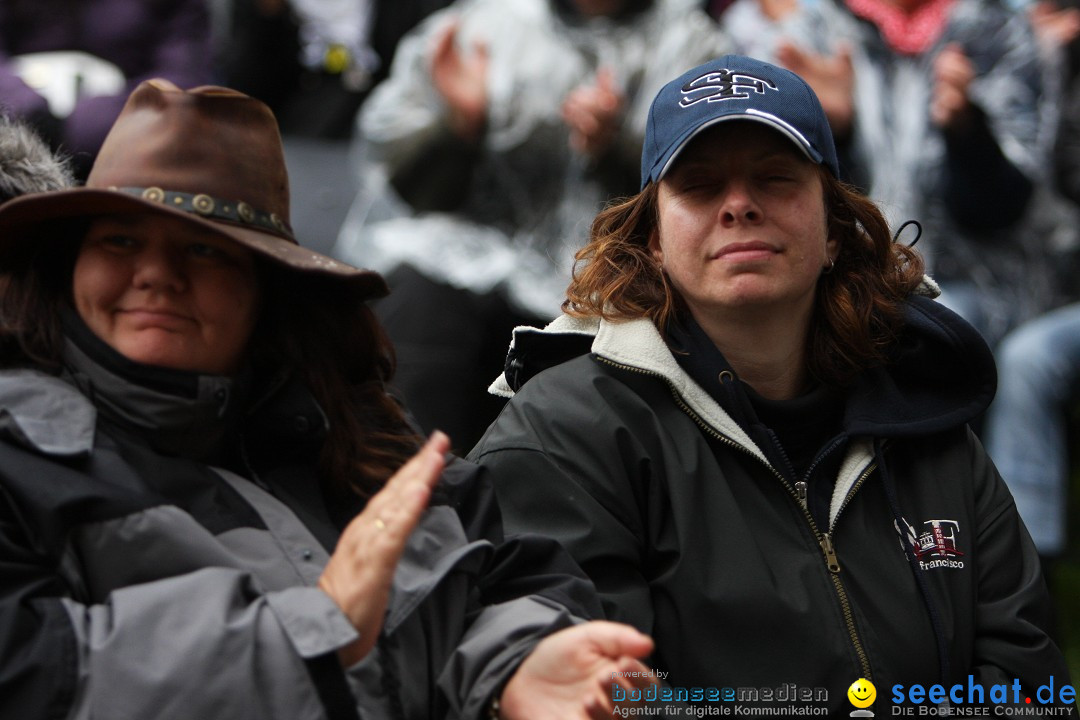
[430,19,489,141]
[930,43,976,130]
[776,42,855,137]
[1029,0,1080,52]
[562,67,625,158]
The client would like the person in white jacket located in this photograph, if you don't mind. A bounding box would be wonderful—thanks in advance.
[334,0,732,451]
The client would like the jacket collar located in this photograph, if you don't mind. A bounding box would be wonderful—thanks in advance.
[0,329,231,460]
[0,314,331,471]
[495,312,880,527]
[58,307,248,460]
[495,295,993,435]
[493,312,773,466]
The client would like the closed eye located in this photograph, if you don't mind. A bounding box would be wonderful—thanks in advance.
[189,242,225,258]
[96,234,139,251]
[185,237,251,267]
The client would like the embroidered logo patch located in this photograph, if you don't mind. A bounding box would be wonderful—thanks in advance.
[679,69,778,108]
[894,518,965,570]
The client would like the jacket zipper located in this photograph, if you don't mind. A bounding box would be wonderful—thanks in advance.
[595,355,874,680]
[821,463,876,679]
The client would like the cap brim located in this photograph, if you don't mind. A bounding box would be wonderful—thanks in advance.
[650,110,825,185]
[0,188,389,299]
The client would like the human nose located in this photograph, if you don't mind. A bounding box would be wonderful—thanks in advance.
[717,179,762,226]
[132,245,186,292]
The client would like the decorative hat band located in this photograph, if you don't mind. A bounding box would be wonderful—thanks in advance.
[112,186,295,240]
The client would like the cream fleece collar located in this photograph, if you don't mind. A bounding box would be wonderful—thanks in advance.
[490,313,878,528]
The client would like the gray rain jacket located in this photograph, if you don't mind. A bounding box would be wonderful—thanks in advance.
[782,0,1058,342]
[333,0,732,318]
[0,325,602,720]
[470,296,1071,714]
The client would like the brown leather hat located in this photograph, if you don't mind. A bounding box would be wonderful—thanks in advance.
[0,78,388,298]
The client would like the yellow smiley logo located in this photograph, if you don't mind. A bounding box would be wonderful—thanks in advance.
[848,678,876,708]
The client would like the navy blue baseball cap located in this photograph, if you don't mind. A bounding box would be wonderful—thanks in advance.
[640,55,839,189]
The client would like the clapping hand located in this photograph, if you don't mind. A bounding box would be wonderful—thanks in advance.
[562,67,625,158]
[430,19,489,141]
[930,43,976,131]
[776,42,855,137]
[1029,1,1080,51]
[318,431,448,666]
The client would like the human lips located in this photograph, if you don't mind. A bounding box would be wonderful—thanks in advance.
[712,241,778,262]
[118,307,194,328]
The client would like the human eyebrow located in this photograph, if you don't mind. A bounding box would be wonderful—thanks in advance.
[753,147,809,168]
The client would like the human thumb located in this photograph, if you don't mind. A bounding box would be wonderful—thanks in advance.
[583,621,655,659]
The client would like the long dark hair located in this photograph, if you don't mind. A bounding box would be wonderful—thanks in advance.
[564,169,926,388]
[0,230,420,498]
[250,264,421,498]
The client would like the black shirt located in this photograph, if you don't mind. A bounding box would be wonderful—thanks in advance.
[666,314,846,529]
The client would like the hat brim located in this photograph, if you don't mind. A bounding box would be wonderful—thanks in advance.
[648,111,827,187]
[0,188,389,299]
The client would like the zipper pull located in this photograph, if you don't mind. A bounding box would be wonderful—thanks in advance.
[820,533,841,573]
[795,481,808,510]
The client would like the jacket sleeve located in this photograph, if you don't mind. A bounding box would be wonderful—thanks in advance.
[1055,72,1080,206]
[0,490,80,720]
[0,497,359,720]
[965,430,1072,694]
[938,8,1043,231]
[430,459,607,719]
[940,105,1034,231]
[469,377,659,637]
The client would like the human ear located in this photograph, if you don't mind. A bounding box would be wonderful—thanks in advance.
[648,228,663,268]
[824,234,839,269]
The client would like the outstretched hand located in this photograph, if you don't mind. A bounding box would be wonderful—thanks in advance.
[498,621,658,719]
[318,431,449,666]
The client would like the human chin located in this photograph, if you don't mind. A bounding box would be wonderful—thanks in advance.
[111,329,204,372]
[710,271,778,301]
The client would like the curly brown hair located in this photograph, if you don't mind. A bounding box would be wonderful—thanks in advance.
[564,168,926,388]
[0,231,420,499]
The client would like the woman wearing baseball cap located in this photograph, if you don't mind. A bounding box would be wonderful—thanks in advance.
[0,79,658,719]
[472,55,1070,711]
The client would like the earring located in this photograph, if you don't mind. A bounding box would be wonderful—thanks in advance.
[822,257,835,274]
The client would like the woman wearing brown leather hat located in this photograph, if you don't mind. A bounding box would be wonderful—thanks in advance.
[0,79,656,720]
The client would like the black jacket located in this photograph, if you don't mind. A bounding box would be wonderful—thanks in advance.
[470,295,1071,714]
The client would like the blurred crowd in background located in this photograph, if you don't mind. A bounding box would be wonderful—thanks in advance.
[2,0,1080,639]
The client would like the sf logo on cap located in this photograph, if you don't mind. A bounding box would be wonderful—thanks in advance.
[680,69,777,107]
